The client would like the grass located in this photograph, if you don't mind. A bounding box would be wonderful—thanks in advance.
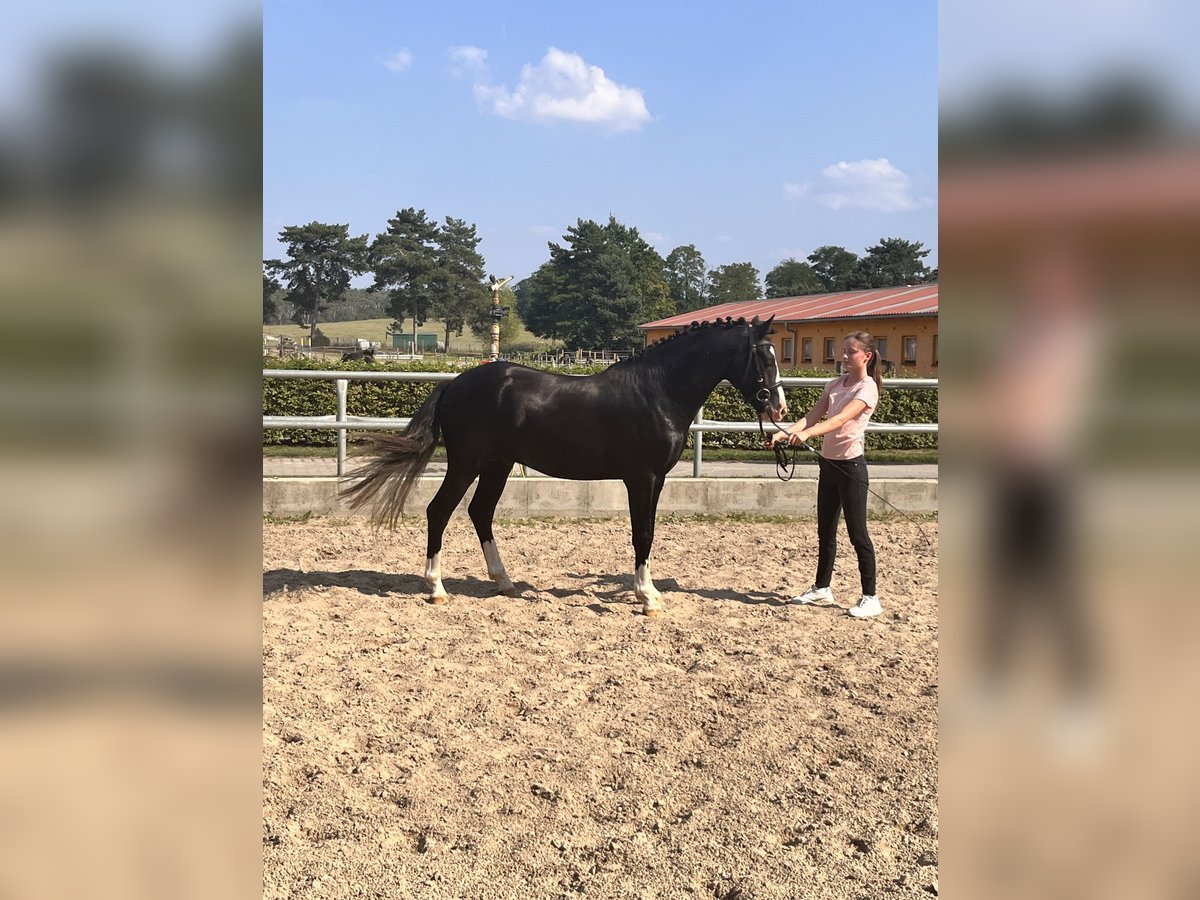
[261,511,937,528]
[263,511,313,525]
[263,317,552,355]
[262,444,937,464]
[658,512,810,525]
[263,445,340,457]
[683,447,936,464]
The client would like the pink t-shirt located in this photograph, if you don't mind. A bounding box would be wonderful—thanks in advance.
[814,374,879,460]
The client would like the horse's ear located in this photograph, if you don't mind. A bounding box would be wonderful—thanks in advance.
[753,314,775,338]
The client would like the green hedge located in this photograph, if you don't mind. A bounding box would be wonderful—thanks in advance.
[697,368,937,452]
[263,359,937,450]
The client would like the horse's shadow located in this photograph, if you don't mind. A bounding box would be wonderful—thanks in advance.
[557,572,787,609]
[263,568,419,598]
[264,568,529,599]
[264,568,797,612]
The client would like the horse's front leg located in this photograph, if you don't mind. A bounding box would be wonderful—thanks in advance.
[625,474,666,616]
[469,461,517,596]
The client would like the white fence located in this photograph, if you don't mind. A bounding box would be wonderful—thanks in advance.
[263,370,938,477]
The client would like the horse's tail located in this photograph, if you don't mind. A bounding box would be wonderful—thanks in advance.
[341,382,448,529]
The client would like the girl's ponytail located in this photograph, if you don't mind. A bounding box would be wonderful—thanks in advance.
[846,331,883,395]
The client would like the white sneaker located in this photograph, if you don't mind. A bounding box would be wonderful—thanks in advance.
[791,585,833,605]
[847,594,883,618]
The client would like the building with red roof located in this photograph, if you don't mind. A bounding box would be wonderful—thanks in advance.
[639,283,939,376]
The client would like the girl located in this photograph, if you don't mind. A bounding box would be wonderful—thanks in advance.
[771,332,883,617]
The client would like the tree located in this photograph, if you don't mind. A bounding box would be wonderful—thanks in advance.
[263,272,282,324]
[706,262,761,305]
[664,244,708,312]
[264,222,369,343]
[431,216,488,353]
[764,257,822,298]
[849,237,932,288]
[370,208,442,348]
[806,245,859,292]
[514,262,561,339]
[604,218,674,324]
[519,216,671,350]
[320,287,388,322]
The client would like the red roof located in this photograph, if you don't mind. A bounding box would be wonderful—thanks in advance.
[640,284,938,330]
[940,148,1200,235]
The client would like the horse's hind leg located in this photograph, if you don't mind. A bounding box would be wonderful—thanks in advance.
[469,460,516,596]
[625,474,666,616]
[424,465,477,603]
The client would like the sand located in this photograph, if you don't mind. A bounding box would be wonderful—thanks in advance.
[263,515,938,899]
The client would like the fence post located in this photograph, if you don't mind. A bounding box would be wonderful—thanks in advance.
[693,406,704,478]
[336,378,348,478]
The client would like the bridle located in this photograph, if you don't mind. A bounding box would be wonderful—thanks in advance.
[742,332,789,454]
[745,334,785,410]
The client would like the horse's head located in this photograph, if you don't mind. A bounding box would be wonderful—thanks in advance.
[729,315,787,423]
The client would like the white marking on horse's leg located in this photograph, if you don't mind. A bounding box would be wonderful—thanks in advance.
[425,553,448,603]
[635,562,664,616]
[481,539,517,597]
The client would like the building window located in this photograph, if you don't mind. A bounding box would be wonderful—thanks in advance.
[876,337,889,364]
[823,337,836,363]
[902,335,918,365]
[933,334,938,367]
[802,338,812,364]
[782,338,794,364]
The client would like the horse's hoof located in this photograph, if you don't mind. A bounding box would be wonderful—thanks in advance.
[642,606,663,618]
[427,594,447,605]
[499,587,518,598]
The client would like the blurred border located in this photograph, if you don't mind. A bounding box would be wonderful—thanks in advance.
[941,2,1200,898]
[0,6,262,898]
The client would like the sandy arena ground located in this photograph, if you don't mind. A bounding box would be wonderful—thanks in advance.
[263,515,938,899]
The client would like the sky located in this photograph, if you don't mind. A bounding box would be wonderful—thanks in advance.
[0,0,256,118]
[940,0,1200,114]
[264,1,938,287]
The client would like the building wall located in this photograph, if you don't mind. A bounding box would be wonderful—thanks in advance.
[643,314,939,377]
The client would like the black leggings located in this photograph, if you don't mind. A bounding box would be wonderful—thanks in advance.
[815,455,877,596]
[984,467,1093,696]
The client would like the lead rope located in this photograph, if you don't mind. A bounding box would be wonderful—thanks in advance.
[760,415,799,481]
[746,334,932,548]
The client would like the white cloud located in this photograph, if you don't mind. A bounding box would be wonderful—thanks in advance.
[472,47,650,131]
[642,231,667,247]
[384,49,413,73]
[782,181,810,200]
[449,45,488,78]
[787,159,932,212]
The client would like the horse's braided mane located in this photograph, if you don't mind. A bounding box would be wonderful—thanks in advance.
[611,315,750,369]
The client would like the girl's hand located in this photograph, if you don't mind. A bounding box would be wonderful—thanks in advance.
[768,429,791,448]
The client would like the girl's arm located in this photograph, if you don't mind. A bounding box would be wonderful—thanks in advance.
[791,399,868,443]
[770,394,831,445]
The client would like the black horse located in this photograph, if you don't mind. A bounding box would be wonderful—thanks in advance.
[343,315,785,615]
[342,346,376,363]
